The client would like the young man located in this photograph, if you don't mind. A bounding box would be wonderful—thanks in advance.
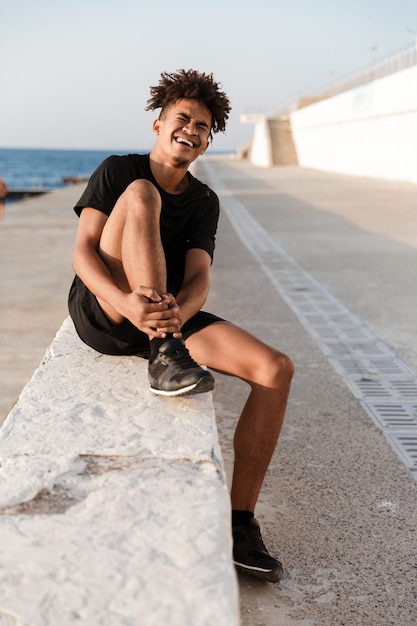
[68,69,294,583]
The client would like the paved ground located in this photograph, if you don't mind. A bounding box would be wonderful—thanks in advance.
[1,159,417,625]
[200,158,417,626]
[0,185,84,421]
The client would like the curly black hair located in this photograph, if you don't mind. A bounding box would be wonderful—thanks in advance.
[146,69,231,134]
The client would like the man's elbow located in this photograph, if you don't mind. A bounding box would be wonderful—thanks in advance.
[71,247,84,277]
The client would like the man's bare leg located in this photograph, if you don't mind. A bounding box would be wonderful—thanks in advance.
[186,321,293,581]
[187,321,293,509]
[97,179,167,319]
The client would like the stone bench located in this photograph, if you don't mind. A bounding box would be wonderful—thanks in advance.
[0,317,239,626]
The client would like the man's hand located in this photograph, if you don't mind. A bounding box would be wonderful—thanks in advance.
[155,291,183,338]
[118,286,182,339]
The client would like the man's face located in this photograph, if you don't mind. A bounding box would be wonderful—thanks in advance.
[153,98,212,166]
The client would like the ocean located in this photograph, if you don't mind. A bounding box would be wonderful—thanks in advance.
[0,147,148,192]
[0,147,232,194]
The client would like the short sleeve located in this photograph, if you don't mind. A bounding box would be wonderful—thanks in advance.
[186,187,219,260]
[74,155,135,217]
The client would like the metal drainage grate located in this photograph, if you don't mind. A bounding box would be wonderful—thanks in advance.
[310,325,378,344]
[321,341,394,358]
[345,377,417,400]
[390,379,417,397]
[363,402,417,429]
[330,357,415,378]
[385,433,417,469]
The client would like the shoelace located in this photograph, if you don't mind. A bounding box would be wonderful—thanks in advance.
[162,346,200,370]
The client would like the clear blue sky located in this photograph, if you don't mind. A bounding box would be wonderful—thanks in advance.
[2,0,417,152]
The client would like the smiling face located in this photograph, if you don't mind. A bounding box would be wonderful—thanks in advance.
[152,98,212,167]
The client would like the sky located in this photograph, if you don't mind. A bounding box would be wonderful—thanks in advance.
[2,0,417,152]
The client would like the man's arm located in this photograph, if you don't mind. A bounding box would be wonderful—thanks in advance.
[175,248,212,326]
[72,207,125,308]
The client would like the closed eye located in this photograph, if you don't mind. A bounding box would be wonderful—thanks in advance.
[177,114,210,133]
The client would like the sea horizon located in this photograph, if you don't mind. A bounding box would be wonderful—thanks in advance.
[0,146,236,192]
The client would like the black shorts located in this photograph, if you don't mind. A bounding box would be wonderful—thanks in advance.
[68,276,225,358]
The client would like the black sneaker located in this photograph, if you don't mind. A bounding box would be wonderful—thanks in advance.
[232,517,283,583]
[148,338,214,397]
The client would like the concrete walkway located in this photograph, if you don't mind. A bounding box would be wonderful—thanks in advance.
[200,158,417,626]
[1,159,417,625]
[0,185,82,422]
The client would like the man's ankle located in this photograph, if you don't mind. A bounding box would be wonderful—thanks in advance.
[149,335,174,361]
[232,509,254,527]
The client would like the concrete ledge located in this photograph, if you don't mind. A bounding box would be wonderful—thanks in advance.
[0,318,239,626]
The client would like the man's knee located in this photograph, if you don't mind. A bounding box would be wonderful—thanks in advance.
[279,351,295,381]
[123,178,161,208]
[263,349,294,388]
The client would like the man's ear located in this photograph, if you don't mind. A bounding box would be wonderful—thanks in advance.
[153,119,161,135]
[200,139,210,155]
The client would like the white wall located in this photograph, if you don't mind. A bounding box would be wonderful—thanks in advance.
[290,64,417,183]
[249,116,273,167]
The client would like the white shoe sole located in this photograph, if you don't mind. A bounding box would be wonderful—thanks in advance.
[149,375,214,397]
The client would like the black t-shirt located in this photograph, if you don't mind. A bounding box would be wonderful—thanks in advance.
[75,153,219,295]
